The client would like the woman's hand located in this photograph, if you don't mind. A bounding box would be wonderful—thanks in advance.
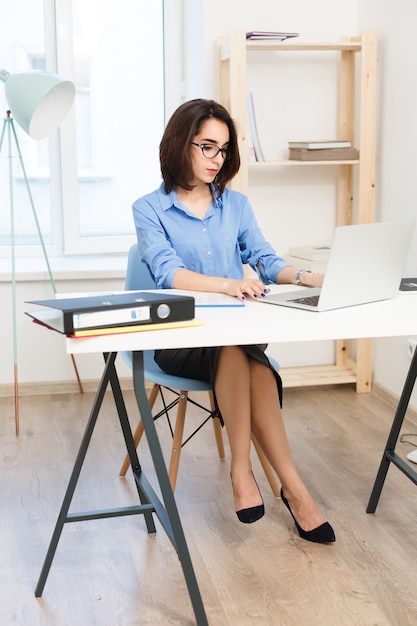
[223,278,270,301]
[301,272,324,288]
[277,266,325,288]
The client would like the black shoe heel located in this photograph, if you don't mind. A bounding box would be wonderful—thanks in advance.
[280,489,335,543]
[231,472,265,524]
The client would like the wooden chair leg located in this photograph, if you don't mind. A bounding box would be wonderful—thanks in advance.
[208,391,225,459]
[168,391,188,491]
[251,432,281,498]
[120,386,226,491]
[119,383,160,476]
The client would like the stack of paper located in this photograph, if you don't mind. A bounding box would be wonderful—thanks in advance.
[286,244,331,273]
[288,140,352,149]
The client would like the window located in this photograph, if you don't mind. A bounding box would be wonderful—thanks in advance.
[0,0,165,257]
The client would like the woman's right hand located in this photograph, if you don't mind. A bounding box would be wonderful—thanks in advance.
[223,278,270,301]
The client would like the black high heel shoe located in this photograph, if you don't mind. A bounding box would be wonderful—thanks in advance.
[231,472,265,524]
[280,489,335,543]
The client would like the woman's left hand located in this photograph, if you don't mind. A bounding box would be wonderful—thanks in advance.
[303,272,324,288]
[277,266,325,288]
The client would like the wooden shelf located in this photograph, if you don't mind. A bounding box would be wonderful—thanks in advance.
[249,160,360,167]
[246,40,363,53]
[218,30,378,393]
[280,364,358,388]
[220,40,363,60]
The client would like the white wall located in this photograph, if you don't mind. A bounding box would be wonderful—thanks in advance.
[2,0,417,409]
[185,0,358,99]
[0,272,132,392]
[356,0,417,404]
[185,0,358,368]
[183,0,417,406]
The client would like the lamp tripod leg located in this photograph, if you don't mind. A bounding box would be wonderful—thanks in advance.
[7,116,84,404]
[2,115,20,436]
[14,364,19,436]
[71,355,84,394]
[10,121,84,395]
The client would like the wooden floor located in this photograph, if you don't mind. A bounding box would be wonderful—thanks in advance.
[2,383,417,625]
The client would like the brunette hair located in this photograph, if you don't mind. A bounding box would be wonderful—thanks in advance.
[159,99,240,196]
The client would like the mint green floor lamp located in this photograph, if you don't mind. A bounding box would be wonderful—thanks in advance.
[0,69,78,435]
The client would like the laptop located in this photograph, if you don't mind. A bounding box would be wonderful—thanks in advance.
[259,221,415,312]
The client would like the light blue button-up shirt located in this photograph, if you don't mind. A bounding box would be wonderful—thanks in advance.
[132,183,288,289]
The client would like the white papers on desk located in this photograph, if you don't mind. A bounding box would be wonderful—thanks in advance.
[55,290,245,308]
[193,293,244,307]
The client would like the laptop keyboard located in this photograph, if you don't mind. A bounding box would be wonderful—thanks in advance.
[288,295,320,307]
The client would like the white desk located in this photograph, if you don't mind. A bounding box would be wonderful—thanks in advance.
[64,290,417,354]
[35,291,417,626]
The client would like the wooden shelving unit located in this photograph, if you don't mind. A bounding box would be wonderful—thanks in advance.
[217,30,378,393]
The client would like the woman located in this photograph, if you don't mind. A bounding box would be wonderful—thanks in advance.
[133,99,335,543]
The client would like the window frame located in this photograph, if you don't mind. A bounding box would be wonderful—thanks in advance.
[0,0,184,261]
[56,0,167,255]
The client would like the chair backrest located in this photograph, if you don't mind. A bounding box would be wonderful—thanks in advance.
[122,244,157,370]
[125,244,155,291]
[123,243,213,386]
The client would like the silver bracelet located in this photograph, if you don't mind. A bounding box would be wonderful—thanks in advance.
[295,269,313,286]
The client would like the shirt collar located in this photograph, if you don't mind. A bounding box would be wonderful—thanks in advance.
[157,183,178,212]
[157,182,223,212]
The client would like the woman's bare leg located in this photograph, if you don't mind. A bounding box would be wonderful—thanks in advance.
[248,359,327,531]
[214,346,263,512]
[215,347,328,530]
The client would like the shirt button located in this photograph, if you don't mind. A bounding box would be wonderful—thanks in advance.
[207,250,212,256]
[202,227,207,232]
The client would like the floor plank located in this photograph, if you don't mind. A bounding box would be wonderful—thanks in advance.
[1,384,417,625]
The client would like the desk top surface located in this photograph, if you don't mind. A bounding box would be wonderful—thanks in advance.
[64,287,417,355]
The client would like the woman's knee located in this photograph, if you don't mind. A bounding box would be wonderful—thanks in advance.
[218,345,247,364]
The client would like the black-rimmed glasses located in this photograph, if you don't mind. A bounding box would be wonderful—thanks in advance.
[191,142,231,160]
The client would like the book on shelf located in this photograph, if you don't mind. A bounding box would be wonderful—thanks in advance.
[285,255,328,274]
[247,92,264,161]
[246,31,299,41]
[288,140,352,150]
[246,114,257,163]
[288,147,359,161]
[25,291,195,335]
[288,244,331,261]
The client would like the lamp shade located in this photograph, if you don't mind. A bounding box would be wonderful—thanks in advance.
[0,69,75,139]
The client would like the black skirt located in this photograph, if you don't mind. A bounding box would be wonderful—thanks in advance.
[154,345,282,425]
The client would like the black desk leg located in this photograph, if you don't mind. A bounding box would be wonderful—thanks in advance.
[104,352,157,533]
[131,350,208,626]
[367,347,417,513]
[35,350,207,625]
[35,352,119,597]
[35,352,156,598]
